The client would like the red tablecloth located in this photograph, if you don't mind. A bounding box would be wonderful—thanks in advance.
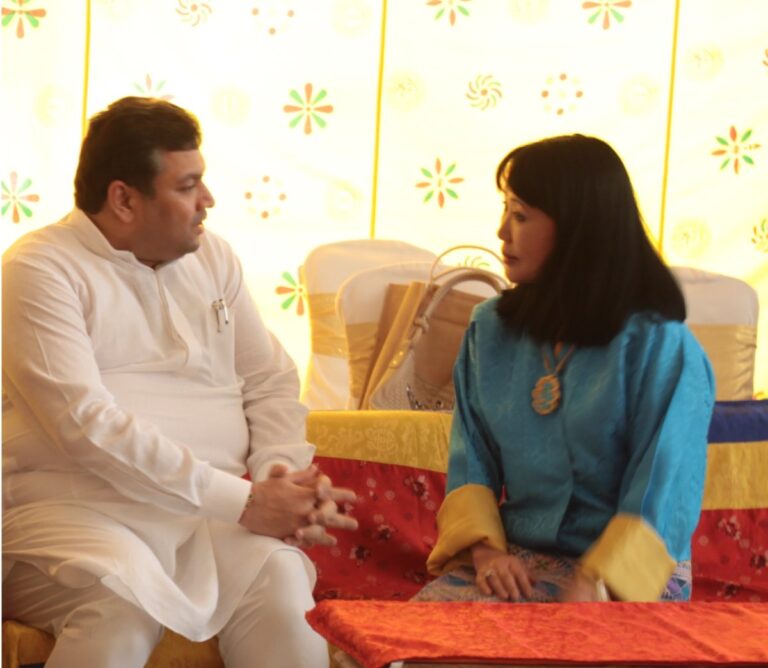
[307,600,768,667]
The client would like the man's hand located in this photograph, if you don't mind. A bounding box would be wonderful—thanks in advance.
[471,541,535,601]
[238,464,317,538]
[284,465,359,548]
[238,463,358,548]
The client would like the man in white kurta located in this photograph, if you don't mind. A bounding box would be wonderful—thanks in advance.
[2,96,352,668]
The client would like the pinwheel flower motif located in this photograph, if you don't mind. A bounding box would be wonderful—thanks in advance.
[466,74,502,110]
[176,0,212,27]
[459,255,491,269]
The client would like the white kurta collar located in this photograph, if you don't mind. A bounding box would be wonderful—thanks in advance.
[66,208,157,270]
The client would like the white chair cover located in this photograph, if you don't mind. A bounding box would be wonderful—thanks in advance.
[299,240,436,409]
[672,266,759,400]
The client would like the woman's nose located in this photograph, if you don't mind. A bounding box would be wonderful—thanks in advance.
[497,218,510,241]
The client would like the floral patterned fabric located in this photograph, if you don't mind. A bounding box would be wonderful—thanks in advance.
[306,457,443,601]
[412,545,692,602]
[692,508,768,602]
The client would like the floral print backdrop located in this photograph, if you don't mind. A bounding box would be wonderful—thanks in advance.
[1,0,766,395]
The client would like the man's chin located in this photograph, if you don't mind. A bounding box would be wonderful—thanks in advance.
[175,237,202,261]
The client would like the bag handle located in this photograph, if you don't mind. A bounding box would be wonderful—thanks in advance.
[409,267,508,348]
[429,244,507,285]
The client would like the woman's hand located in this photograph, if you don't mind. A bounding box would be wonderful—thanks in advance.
[471,541,535,601]
[559,569,610,602]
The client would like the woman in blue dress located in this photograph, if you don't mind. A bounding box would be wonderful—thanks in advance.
[416,135,715,603]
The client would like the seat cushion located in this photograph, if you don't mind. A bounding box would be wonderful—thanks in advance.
[1,621,223,668]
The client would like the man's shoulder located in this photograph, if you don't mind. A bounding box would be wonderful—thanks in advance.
[3,211,78,266]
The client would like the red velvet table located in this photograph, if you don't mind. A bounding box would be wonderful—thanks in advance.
[307,600,768,668]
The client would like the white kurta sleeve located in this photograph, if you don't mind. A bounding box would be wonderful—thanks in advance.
[2,251,250,522]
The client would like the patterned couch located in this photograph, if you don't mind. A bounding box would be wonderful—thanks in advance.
[307,404,768,605]
[3,403,767,668]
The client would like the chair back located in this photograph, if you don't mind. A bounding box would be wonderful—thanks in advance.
[300,240,435,409]
[673,266,759,400]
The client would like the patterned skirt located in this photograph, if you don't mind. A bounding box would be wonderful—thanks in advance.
[412,544,692,603]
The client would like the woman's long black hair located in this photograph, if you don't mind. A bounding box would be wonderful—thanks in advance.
[496,134,685,345]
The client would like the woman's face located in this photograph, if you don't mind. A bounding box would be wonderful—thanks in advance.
[497,188,557,284]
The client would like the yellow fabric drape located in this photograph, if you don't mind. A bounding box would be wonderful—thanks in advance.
[307,293,347,358]
[344,322,379,403]
[306,410,452,472]
[702,440,768,510]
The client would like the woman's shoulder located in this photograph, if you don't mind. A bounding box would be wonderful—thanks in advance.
[620,312,715,408]
[621,311,704,357]
[624,311,687,336]
[466,295,530,355]
[470,294,503,324]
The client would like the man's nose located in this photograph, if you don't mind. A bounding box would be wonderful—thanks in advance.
[200,183,215,208]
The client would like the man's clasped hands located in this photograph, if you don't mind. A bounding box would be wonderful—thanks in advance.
[239,464,358,548]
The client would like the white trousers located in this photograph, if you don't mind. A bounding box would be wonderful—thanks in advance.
[3,551,329,668]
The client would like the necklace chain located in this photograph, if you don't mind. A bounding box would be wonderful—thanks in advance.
[542,343,575,375]
[531,343,576,416]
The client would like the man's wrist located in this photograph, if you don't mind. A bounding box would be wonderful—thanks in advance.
[239,487,256,523]
[205,469,253,523]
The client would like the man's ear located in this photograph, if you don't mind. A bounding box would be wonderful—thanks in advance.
[105,181,137,223]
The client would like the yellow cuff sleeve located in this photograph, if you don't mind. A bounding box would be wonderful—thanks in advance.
[580,513,675,602]
[426,484,506,575]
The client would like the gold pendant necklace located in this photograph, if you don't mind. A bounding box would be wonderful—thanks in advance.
[531,342,576,416]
